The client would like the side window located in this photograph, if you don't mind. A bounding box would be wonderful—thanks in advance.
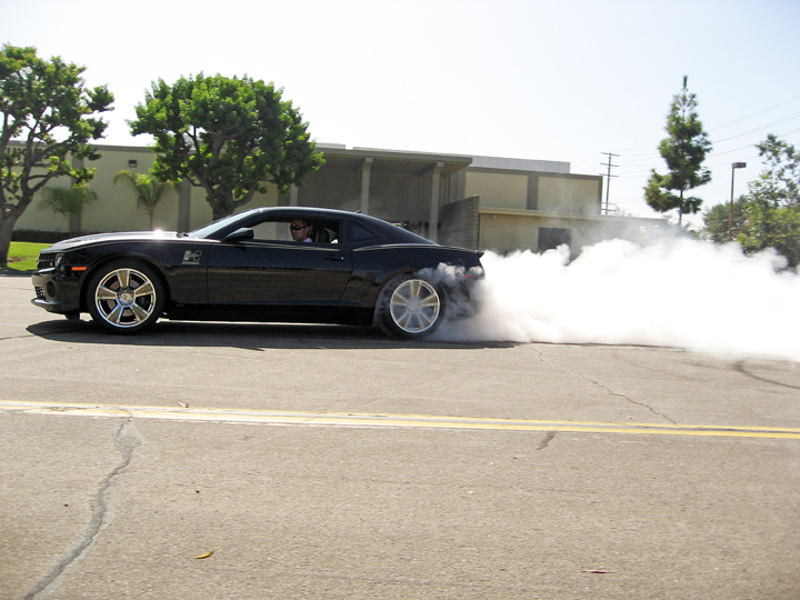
[311,221,339,244]
[250,220,290,242]
[348,222,380,244]
[247,217,340,244]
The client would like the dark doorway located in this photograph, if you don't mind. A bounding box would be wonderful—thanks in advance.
[538,227,572,252]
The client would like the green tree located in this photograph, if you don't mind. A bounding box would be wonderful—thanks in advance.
[128,73,324,220]
[702,197,749,243]
[0,44,113,264]
[39,184,97,235]
[738,201,800,268]
[645,76,712,225]
[746,134,800,208]
[735,135,800,267]
[702,196,749,244]
[113,169,174,229]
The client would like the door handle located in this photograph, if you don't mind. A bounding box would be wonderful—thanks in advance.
[325,253,344,262]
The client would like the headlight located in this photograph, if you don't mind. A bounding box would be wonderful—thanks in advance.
[37,252,62,271]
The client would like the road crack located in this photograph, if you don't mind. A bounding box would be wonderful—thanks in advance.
[535,431,557,450]
[533,346,677,425]
[22,417,142,600]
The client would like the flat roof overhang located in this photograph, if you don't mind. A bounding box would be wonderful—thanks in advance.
[56,142,473,177]
[478,206,666,225]
[317,145,473,177]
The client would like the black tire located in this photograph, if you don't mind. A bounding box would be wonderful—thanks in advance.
[379,275,445,340]
[86,260,165,334]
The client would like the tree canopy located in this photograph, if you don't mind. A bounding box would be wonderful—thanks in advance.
[645,76,712,225]
[736,135,800,268]
[746,134,800,209]
[0,43,113,264]
[702,197,749,244]
[129,74,324,220]
[703,135,800,268]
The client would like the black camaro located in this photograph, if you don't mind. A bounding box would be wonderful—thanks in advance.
[31,207,484,339]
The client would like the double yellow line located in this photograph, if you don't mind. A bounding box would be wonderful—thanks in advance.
[2,400,800,440]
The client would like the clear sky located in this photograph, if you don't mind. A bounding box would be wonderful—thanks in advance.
[3,0,800,228]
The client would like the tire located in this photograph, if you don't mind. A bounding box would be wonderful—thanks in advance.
[379,276,445,340]
[87,260,165,334]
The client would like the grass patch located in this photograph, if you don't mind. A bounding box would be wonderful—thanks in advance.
[3,241,48,272]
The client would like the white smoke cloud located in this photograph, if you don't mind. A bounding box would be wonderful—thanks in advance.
[436,238,800,363]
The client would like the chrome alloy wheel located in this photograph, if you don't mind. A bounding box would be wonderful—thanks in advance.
[388,278,441,334]
[93,267,158,329]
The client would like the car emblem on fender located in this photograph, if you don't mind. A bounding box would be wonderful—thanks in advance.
[182,250,202,265]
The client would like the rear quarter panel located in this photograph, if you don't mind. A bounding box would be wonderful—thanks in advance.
[339,244,483,308]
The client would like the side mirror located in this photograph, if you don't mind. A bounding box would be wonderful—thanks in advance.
[223,228,254,243]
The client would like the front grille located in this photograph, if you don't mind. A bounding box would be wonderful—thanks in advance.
[37,253,56,270]
[35,286,46,300]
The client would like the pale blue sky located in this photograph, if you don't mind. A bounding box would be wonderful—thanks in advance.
[3,0,799,227]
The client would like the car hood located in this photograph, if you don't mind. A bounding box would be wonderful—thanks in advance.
[43,231,182,252]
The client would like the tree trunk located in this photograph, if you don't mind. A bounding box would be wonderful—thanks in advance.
[0,213,19,266]
[69,208,82,237]
[211,205,229,221]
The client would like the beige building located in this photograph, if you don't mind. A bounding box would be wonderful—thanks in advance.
[14,143,666,254]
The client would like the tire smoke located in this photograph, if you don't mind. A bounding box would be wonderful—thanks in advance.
[435,238,800,363]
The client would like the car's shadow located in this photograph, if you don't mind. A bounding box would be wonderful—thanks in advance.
[26,318,514,351]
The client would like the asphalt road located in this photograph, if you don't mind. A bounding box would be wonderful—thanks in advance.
[1,274,799,600]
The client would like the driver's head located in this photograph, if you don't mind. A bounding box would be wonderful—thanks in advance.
[290,218,311,241]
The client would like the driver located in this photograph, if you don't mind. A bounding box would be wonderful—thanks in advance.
[289,218,312,242]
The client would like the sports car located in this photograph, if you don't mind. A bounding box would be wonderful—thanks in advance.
[31,206,484,339]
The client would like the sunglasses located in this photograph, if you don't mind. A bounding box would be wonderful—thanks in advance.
[290,225,309,231]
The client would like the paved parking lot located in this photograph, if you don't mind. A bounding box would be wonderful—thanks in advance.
[2,274,799,599]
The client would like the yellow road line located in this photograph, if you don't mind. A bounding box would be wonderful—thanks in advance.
[2,400,800,440]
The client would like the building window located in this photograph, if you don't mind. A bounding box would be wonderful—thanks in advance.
[538,227,571,252]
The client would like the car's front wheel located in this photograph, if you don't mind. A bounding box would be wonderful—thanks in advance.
[379,275,445,340]
[87,261,165,334]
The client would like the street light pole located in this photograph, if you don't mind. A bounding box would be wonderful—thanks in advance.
[729,162,747,242]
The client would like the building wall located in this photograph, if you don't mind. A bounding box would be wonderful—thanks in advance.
[479,212,536,251]
[19,195,64,232]
[295,166,362,212]
[536,174,601,214]
[455,168,602,216]
[81,147,162,232]
[462,171,529,210]
[440,196,480,249]
[478,207,668,256]
[295,166,438,226]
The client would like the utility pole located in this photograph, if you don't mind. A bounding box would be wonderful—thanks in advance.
[600,152,619,215]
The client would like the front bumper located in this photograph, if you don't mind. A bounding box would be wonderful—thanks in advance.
[31,270,82,315]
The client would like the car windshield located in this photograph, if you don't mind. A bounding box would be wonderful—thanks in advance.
[185,211,258,239]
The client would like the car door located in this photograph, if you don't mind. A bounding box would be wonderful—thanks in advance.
[206,239,352,306]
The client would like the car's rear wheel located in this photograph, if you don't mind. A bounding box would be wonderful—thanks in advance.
[380,275,444,339]
[87,261,165,334]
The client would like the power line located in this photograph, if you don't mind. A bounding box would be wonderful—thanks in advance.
[712,111,800,144]
[614,93,800,156]
[707,92,800,132]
